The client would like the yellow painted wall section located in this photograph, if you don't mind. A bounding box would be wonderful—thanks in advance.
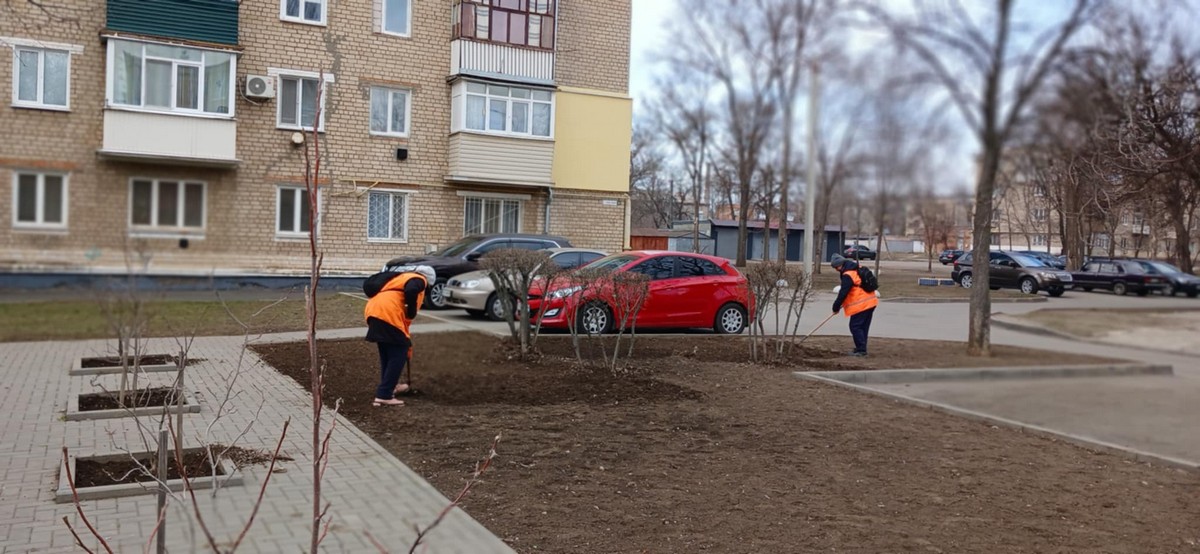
[552,87,633,193]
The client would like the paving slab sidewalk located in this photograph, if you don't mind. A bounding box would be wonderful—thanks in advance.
[0,320,515,553]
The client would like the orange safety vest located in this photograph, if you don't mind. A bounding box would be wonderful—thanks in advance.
[841,269,879,317]
[363,273,426,338]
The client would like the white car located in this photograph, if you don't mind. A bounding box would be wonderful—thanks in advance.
[443,248,606,320]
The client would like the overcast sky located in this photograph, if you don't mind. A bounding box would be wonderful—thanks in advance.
[629,1,674,112]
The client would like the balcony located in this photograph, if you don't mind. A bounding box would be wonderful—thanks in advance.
[451,39,555,85]
[447,132,553,187]
[98,110,239,168]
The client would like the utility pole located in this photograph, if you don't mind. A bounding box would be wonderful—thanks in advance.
[803,63,820,277]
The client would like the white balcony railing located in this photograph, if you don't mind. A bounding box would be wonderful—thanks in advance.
[99,109,239,167]
[451,39,554,84]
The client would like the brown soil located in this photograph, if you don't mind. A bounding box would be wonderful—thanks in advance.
[74,450,226,488]
[79,354,199,368]
[210,444,294,469]
[253,333,1199,553]
[78,387,185,411]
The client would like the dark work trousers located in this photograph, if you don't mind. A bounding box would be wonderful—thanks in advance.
[374,342,411,400]
[848,307,875,354]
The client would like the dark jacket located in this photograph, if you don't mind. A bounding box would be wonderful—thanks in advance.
[832,260,860,313]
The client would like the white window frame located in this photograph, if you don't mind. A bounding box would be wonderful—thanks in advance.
[10,45,73,111]
[127,178,207,238]
[1032,207,1047,222]
[452,80,554,139]
[1033,234,1047,247]
[276,185,323,239]
[11,171,68,230]
[369,86,411,137]
[270,68,334,131]
[104,38,237,118]
[280,0,327,26]
[380,0,412,37]
[366,190,410,243]
[462,195,523,235]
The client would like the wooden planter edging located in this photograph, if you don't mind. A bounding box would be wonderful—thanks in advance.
[55,447,243,503]
[69,356,180,376]
[65,389,202,421]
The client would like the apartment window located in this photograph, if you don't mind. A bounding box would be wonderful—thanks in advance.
[453,0,556,50]
[990,234,1001,245]
[276,72,329,131]
[277,186,314,236]
[369,86,410,137]
[1032,184,1046,197]
[129,179,205,234]
[367,190,408,242]
[381,0,411,35]
[1032,208,1047,222]
[1119,237,1128,250]
[1132,213,1145,227]
[1033,234,1047,247]
[460,81,552,137]
[108,39,234,116]
[464,196,520,234]
[1093,233,1110,250]
[12,47,70,109]
[13,172,67,228]
[281,0,326,25]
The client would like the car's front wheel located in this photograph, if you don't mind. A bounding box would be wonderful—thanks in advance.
[575,302,612,335]
[1019,277,1039,295]
[713,303,747,334]
[1113,282,1128,296]
[425,279,449,309]
[959,273,974,289]
[486,293,507,322]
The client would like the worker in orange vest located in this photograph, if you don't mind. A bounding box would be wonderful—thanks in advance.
[830,254,879,357]
[363,265,435,407]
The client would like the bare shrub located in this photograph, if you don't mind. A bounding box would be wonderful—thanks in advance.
[481,248,564,359]
[743,262,814,364]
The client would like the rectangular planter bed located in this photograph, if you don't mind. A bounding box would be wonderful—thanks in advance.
[70,354,183,376]
[56,447,242,503]
[65,387,202,421]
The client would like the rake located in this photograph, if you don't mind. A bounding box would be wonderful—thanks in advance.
[796,311,838,346]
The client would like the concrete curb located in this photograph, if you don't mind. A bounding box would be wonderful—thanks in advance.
[803,363,1173,384]
[65,389,202,421]
[885,296,1048,304]
[798,373,1200,473]
[56,447,242,503]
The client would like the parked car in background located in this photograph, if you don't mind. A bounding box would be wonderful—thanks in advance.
[1017,250,1067,270]
[1071,258,1169,296]
[528,251,752,334]
[445,248,607,320]
[385,233,572,309]
[952,250,1072,296]
[844,245,877,261]
[938,249,965,265]
[1136,260,1200,297]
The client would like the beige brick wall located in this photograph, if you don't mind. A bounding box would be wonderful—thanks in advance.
[0,0,631,275]
[555,0,632,93]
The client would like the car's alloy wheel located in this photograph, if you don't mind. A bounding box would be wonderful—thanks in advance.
[578,303,610,335]
[426,280,448,309]
[1113,282,1128,296]
[960,274,973,289]
[1019,278,1038,295]
[714,304,747,334]
[1166,286,1177,297]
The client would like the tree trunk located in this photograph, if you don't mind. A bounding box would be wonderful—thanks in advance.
[968,136,1002,357]
[736,172,752,267]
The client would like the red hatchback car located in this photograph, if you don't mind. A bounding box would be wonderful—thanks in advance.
[528,251,752,334]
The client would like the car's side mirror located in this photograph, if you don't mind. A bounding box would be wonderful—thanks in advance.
[466,253,482,262]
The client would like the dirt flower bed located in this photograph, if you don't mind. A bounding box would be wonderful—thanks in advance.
[75,450,225,487]
[253,333,1198,553]
[78,387,184,411]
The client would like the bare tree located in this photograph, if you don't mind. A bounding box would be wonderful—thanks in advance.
[668,0,780,266]
[865,0,1102,355]
[655,76,713,250]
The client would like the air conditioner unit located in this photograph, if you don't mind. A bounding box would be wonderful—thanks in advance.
[245,75,275,99]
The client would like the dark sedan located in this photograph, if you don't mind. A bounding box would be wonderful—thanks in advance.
[1071,259,1169,296]
[844,245,877,261]
[1137,260,1200,297]
[938,249,964,265]
[1017,250,1066,270]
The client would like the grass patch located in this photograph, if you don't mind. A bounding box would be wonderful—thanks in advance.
[0,293,367,342]
[1019,308,1200,338]
[809,268,1028,300]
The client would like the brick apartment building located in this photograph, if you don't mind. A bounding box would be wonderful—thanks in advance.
[0,0,633,278]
